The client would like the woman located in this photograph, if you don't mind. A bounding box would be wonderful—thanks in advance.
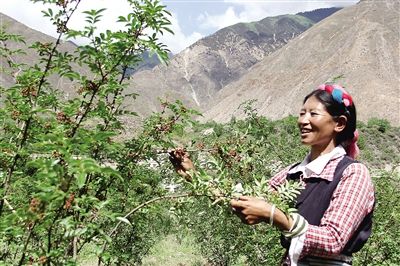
[170,84,375,265]
[230,84,375,265]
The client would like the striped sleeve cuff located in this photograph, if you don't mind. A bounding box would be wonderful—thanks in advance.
[282,213,308,238]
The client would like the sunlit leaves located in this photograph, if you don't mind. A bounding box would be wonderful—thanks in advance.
[82,8,107,25]
[0,0,176,265]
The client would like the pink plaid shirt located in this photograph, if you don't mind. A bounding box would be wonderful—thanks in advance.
[269,151,375,259]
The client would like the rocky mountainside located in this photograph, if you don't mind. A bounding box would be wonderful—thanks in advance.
[126,8,340,116]
[203,0,400,126]
[297,7,341,23]
[0,13,166,90]
[1,8,340,118]
[0,13,85,100]
[125,51,174,76]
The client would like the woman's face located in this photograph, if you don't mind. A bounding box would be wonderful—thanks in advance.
[298,96,338,148]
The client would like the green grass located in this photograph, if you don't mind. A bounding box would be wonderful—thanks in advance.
[142,234,208,266]
[77,234,208,266]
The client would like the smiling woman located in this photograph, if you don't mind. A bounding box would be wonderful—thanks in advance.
[299,85,357,160]
[169,84,375,265]
[229,84,375,265]
[298,96,342,156]
[168,82,376,265]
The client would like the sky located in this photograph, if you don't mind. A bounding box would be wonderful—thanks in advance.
[1,0,358,54]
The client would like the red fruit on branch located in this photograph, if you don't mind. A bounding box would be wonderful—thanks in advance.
[64,193,75,210]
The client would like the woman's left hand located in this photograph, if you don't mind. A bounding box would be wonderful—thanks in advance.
[230,196,273,225]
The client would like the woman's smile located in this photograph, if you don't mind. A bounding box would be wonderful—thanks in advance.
[300,127,312,137]
[297,96,339,157]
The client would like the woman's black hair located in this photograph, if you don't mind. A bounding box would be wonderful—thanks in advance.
[303,89,357,145]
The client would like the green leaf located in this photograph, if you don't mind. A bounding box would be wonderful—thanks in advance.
[76,173,86,189]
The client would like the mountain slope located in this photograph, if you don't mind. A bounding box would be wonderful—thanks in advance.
[126,9,340,116]
[0,13,166,90]
[0,8,343,119]
[297,7,341,23]
[0,13,83,97]
[203,0,400,125]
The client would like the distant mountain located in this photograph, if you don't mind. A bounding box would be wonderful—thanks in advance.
[125,8,341,77]
[0,13,169,84]
[203,0,400,126]
[0,13,85,99]
[297,7,341,23]
[126,8,340,116]
[125,51,174,76]
[62,39,171,75]
[0,7,343,120]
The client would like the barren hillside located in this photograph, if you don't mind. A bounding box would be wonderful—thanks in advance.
[126,11,340,116]
[0,13,86,100]
[203,0,400,125]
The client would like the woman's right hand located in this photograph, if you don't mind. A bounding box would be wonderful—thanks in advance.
[230,196,293,230]
[169,148,194,182]
[230,196,270,225]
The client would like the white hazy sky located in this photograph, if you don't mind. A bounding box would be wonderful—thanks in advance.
[1,0,358,54]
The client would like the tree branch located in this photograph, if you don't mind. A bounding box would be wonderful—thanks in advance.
[0,0,82,216]
[18,222,37,266]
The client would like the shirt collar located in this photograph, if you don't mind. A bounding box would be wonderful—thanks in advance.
[288,145,346,179]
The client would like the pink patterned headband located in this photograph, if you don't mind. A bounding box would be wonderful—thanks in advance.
[318,84,353,107]
[318,84,359,159]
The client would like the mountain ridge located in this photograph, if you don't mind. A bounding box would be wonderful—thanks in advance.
[202,0,400,125]
[126,8,341,116]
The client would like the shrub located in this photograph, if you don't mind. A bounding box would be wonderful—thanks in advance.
[367,118,391,133]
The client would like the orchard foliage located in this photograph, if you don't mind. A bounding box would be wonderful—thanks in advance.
[0,0,181,265]
[1,1,400,265]
[173,114,400,265]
